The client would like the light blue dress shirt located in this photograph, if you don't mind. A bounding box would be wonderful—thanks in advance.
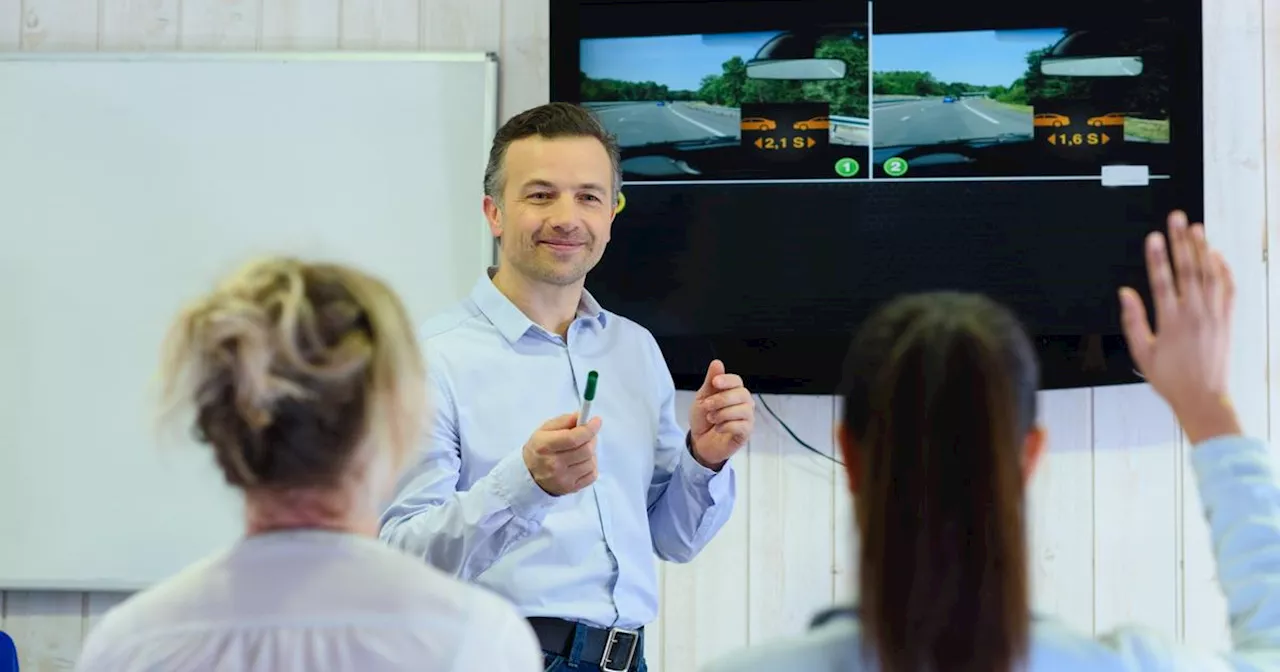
[379,269,737,631]
[701,434,1280,671]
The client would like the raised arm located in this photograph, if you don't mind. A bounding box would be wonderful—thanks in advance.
[1101,211,1280,668]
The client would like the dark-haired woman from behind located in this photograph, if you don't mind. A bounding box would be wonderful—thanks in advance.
[704,211,1280,671]
[75,258,542,672]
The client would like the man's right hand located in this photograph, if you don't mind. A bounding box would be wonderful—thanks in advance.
[522,413,603,496]
[1119,210,1241,444]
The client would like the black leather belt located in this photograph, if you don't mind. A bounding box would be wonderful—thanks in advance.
[527,617,643,672]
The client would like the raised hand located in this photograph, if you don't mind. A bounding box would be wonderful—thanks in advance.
[1118,210,1240,444]
[522,412,603,496]
[688,359,754,469]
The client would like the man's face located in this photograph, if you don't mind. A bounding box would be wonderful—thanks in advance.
[485,135,616,287]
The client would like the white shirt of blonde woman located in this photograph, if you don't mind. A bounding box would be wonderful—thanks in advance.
[74,529,542,672]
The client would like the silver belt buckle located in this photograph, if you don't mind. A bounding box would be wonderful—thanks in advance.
[600,627,639,672]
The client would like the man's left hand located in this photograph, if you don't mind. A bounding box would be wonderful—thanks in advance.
[688,360,754,469]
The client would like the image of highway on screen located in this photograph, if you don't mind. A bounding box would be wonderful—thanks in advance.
[580,25,870,182]
[870,25,1173,179]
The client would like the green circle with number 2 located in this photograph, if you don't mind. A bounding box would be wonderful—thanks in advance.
[884,157,909,176]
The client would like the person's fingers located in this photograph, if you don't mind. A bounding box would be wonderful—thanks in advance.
[538,417,602,453]
[712,420,751,446]
[696,360,726,399]
[711,372,744,391]
[1145,231,1178,324]
[1195,228,1221,316]
[539,412,580,431]
[1168,212,1200,303]
[1118,287,1154,373]
[707,401,753,425]
[561,441,596,468]
[570,462,599,491]
[1183,223,1211,312]
[1190,224,1211,288]
[1219,251,1236,319]
[700,387,753,413]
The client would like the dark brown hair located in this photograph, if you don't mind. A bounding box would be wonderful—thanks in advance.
[840,291,1039,672]
[483,102,622,208]
[159,258,424,492]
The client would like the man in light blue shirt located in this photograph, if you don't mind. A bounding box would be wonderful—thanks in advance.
[379,102,756,672]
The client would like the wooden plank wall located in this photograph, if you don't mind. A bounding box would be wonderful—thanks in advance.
[0,1,1272,670]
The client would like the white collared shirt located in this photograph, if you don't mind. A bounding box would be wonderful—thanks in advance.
[75,529,541,672]
[379,270,737,631]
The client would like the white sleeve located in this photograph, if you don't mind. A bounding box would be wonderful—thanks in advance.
[1087,435,1280,671]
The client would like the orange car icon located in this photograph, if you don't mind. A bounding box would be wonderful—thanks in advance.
[1087,112,1125,127]
[1033,113,1071,128]
[793,116,829,130]
[740,116,776,131]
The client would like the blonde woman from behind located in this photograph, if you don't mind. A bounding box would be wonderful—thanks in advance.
[75,258,542,672]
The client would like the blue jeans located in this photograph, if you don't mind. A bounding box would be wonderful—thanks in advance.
[540,622,647,672]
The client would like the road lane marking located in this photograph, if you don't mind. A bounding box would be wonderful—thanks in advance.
[667,105,728,136]
[962,100,1000,124]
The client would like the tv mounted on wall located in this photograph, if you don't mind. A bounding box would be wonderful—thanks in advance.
[549,0,1204,395]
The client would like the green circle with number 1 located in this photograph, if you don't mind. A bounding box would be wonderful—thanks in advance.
[834,157,860,177]
[884,157,909,177]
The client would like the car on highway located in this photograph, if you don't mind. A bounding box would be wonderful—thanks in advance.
[655,101,665,106]
[942,96,956,103]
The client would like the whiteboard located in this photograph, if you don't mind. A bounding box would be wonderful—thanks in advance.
[0,52,498,590]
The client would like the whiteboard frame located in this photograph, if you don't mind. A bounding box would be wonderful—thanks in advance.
[0,51,499,591]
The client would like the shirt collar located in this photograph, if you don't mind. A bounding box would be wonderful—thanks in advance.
[470,267,609,344]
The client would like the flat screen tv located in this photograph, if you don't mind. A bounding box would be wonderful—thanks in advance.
[549,0,1203,395]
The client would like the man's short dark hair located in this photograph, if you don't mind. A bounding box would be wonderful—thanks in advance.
[483,102,622,208]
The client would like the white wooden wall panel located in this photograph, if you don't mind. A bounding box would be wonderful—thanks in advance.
[1268,0,1280,475]
[340,0,418,49]
[831,454,857,606]
[0,2,1273,672]
[419,0,498,52]
[658,390,750,670]
[747,395,835,644]
[260,0,338,49]
[19,0,97,50]
[1091,385,1180,639]
[0,0,17,49]
[497,0,548,121]
[101,0,180,49]
[179,0,260,49]
[1026,389,1094,631]
[3,592,82,671]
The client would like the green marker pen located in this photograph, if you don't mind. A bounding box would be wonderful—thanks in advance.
[577,370,599,426]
